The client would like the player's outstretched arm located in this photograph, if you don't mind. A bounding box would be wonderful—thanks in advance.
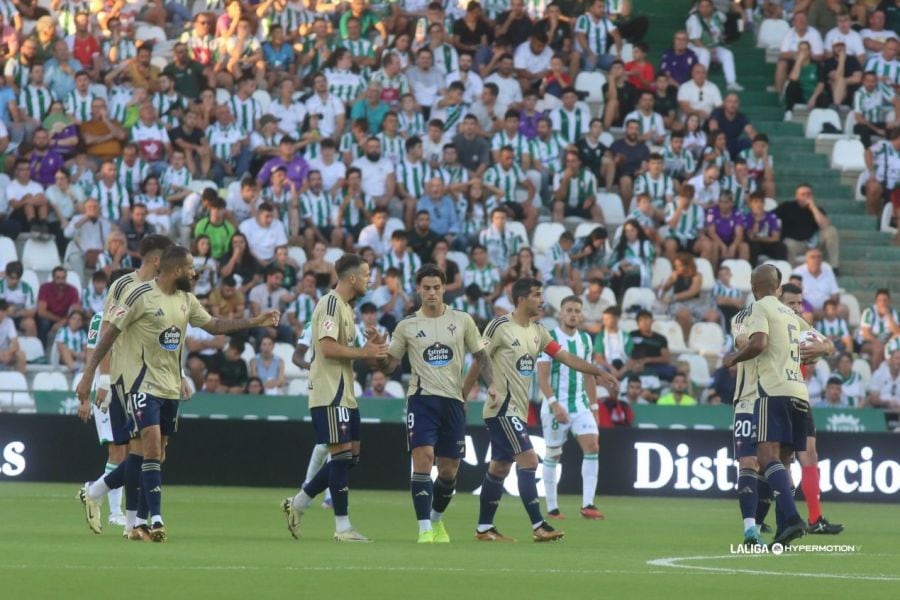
[202,309,282,334]
[800,330,835,363]
[555,350,619,395]
[320,335,389,361]
[76,325,123,405]
[723,332,768,369]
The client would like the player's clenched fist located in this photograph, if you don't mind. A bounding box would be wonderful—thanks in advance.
[256,309,281,327]
[362,335,389,359]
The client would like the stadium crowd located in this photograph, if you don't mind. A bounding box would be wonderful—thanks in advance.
[0,0,897,427]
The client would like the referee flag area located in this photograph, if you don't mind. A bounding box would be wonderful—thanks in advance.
[1,484,898,599]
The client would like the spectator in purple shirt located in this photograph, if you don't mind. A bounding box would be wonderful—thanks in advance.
[742,190,787,264]
[659,30,699,90]
[257,136,309,189]
[26,128,66,187]
[705,190,749,264]
[518,90,543,140]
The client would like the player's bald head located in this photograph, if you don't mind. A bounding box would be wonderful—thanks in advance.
[750,264,780,299]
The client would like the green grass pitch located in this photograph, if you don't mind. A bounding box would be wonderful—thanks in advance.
[1,483,897,599]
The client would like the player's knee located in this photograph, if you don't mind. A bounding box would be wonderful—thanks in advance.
[582,439,599,454]
[437,463,458,482]
[545,446,563,462]
[739,456,758,471]
[489,461,511,479]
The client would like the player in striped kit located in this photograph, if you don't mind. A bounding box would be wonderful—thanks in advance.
[536,296,604,521]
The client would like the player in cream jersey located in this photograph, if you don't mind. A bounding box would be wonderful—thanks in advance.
[536,296,604,521]
[464,278,618,542]
[283,254,388,543]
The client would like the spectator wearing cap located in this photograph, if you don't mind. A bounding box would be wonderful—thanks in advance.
[660,30,700,90]
[775,183,840,269]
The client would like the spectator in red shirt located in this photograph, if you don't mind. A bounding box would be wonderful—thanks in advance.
[37,266,81,344]
[597,388,635,428]
[67,12,100,77]
[624,42,655,92]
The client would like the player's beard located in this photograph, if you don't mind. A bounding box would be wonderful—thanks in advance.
[175,276,193,292]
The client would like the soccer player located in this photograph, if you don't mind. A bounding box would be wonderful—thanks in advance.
[77,246,280,542]
[76,235,174,538]
[377,264,495,543]
[463,278,619,542]
[779,284,844,535]
[722,265,831,547]
[282,254,389,542]
[535,295,604,521]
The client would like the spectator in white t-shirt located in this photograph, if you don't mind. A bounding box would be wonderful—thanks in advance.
[357,207,393,258]
[867,349,900,409]
[824,12,866,62]
[792,248,839,314]
[484,54,523,112]
[775,12,825,94]
[0,300,26,373]
[351,137,397,210]
[239,202,287,264]
[677,63,722,122]
[514,32,553,92]
[861,9,899,61]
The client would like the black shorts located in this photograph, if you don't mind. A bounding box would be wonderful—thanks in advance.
[562,204,593,219]
[109,386,134,445]
[311,405,361,445]
[805,405,817,438]
[732,401,758,459]
[755,395,807,451]
[668,237,698,253]
[126,392,179,437]
[406,395,466,458]
[485,415,533,462]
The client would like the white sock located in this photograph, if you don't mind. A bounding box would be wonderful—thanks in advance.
[532,521,545,530]
[476,524,493,533]
[151,515,163,526]
[744,518,757,533]
[543,455,560,511]
[292,490,313,512]
[135,518,147,527]
[335,515,351,532]
[430,510,443,523]
[125,510,137,530]
[303,444,330,487]
[87,477,110,501]
[108,487,123,516]
[582,454,599,508]
[418,519,432,534]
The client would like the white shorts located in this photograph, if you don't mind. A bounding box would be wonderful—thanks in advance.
[92,404,113,446]
[541,408,599,448]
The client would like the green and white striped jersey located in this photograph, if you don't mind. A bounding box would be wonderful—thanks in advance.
[549,106,590,144]
[552,168,598,208]
[300,190,332,228]
[451,295,491,321]
[592,328,634,366]
[261,185,294,223]
[64,90,95,122]
[250,131,284,152]
[4,59,30,90]
[865,54,900,87]
[369,69,410,99]
[160,166,192,197]
[686,11,725,47]
[540,327,593,414]
[432,43,459,75]
[381,249,422,294]
[434,164,470,187]
[82,285,106,315]
[96,251,134,272]
[491,130,532,161]
[55,325,87,354]
[529,133,567,174]
[91,180,129,221]
[101,38,136,65]
[332,190,374,228]
[115,157,151,196]
[395,159,433,198]
[325,68,366,103]
[303,141,322,161]
[289,292,317,326]
[463,263,501,295]
[853,86,893,123]
[633,172,674,208]
[858,305,900,341]
[228,95,262,133]
[711,280,741,301]
[719,174,752,212]
[870,138,900,186]
[398,110,426,138]
[738,147,773,176]
[265,3,314,37]
[376,131,405,165]
[574,13,617,55]
[701,146,731,173]
[431,101,469,133]
[206,122,247,162]
[337,37,375,59]
[627,207,656,232]
[483,163,527,203]
[837,370,865,407]
[478,226,524,271]
[339,132,365,161]
[0,279,35,310]
[623,109,665,139]
[816,317,850,339]
[664,201,705,242]
[662,145,696,178]
[18,84,55,120]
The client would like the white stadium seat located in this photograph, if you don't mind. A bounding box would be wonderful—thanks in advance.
[190,180,218,194]
[575,72,606,103]
[31,372,68,391]
[679,353,712,388]
[651,256,672,288]
[652,319,691,354]
[840,293,862,327]
[275,343,303,379]
[21,269,40,296]
[287,378,308,396]
[695,257,715,291]
[384,380,405,398]
[135,25,166,44]
[574,222,604,240]
[0,372,31,409]
[215,88,232,105]
[600,286,616,306]
[756,19,790,50]
[881,203,897,234]
[324,247,345,264]
[855,170,869,202]
[544,285,574,314]
[505,221,530,247]
[721,259,752,293]
[353,380,363,397]
[288,246,307,268]
[0,236,17,272]
[830,139,866,171]
[597,192,626,226]
[688,323,725,356]
[18,337,44,363]
[804,108,841,139]
[252,89,272,113]
[764,197,778,211]
[447,251,468,272]
[763,260,792,284]
[853,359,872,387]
[67,271,82,294]
[21,239,61,273]
[532,223,565,254]
[385,218,405,238]
[622,287,656,311]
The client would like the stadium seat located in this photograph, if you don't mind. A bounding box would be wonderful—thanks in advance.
[0,236,17,272]
[532,222,565,254]
[619,318,637,333]
[621,287,656,311]
[67,270,82,294]
[252,89,272,113]
[31,372,68,391]
[574,221,603,240]
[764,197,778,211]
[815,358,831,381]
[600,286,616,306]
[688,322,725,356]
[880,203,897,234]
[756,19,790,49]
[804,108,841,139]
[617,43,634,62]
[597,192,626,226]
[21,269,39,295]
[575,72,605,103]
[536,94,561,112]
[135,24,166,43]
[324,247,345,264]
[288,246,307,268]
[287,378,308,396]
[505,221,529,247]
[679,353,711,388]
[652,319,692,354]
[840,292,861,327]
[855,170,868,202]
[721,259,752,292]
[544,285,574,314]
[599,132,615,147]
[539,316,558,330]
[150,56,168,71]
[0,372,31,409]
[240,343,256,364]
[71,372,83,391]
[651,256,672,288]
[830,139,866,171]
[853,358,872,387]
[18,336,44,363]
[215,88,232,105]
[275,343,303,379]
[763,260,792,283]
[695,257,715,291]
[190,180,218,194]
[384,380,405,398]
[21,238,61,273]
[447,251,468,271]
[353,380,363,397]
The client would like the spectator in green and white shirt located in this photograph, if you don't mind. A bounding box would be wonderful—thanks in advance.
[287,271,319,331]
[834,353,866,407]
[0,261,37,337]
[551,149,604,224]
[55,309,87,371]
[852,70,899,147]
[452,283,492,325]
[381,229,423,294]
[857,288,900,369]
[661,131,696,182]
[592,306,633,380]
[662,183,715,263]
[81,270,108,317]
[711,265,744,332]
[0,300,26,373]
[477,206,526,273]
[463,243,502,301]
[817,298,853,354]
[483,145,538,231]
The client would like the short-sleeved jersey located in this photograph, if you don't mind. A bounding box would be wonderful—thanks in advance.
[538,327,592,415]
[108,281,212,400]
[389,306,484,403]
[483,315,554,419]
[744,295,811,401]
[730,306,760,410]
[101,271,140,381]
[308,291,358,409]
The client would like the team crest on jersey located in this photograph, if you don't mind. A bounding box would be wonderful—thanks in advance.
[323,319,334,331]
[423,342,453,367]
[516,354,535,376]
[447,323,456,336]
[158,326,182,351]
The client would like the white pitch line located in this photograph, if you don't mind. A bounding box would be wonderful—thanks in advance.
[647,555,900,582]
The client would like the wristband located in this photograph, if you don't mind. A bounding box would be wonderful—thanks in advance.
[590,403,599,410]
[547,396,559,405]
[96,374,111,392]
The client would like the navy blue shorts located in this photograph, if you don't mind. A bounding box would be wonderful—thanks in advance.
[732,407,758,459]
[406,395,466,458]
[311,406,360,445]
[108,387,134,445]
[805,406,817,438]
[755,396,807,452]
[485,416,533,463]
[127,392,179,437]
